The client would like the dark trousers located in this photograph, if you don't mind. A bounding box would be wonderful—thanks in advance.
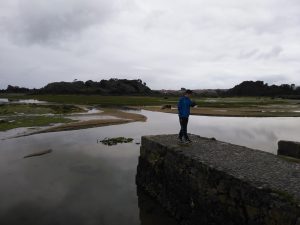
[179,117,189,140]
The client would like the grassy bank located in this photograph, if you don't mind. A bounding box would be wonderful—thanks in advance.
[0,94,168,106]
[1,94,300,117]
[0,103,84,115]
[0,94,295,107]
[0,116,73,131]
[21,108,147,135]
[144,106,300,117]
[0,98,147,133]
[0,103,84,131]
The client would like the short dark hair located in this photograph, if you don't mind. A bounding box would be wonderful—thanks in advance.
[185,89,193,94]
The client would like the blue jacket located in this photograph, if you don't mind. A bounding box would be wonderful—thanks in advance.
[178,96,193,118]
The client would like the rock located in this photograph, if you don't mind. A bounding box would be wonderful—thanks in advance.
[278,140,300,159]
[0,119,7,124]
[24,149,52,158]
[161,105,172,110]
[99,137,134,146]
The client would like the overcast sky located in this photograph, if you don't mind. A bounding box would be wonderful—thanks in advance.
[1,0,300,90]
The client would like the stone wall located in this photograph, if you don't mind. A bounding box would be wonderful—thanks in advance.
[278,140,300,159]
[136,134,300,225]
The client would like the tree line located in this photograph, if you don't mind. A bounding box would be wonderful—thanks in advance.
[0,79,152,95]
[1,79,300,98]
[225,81,300,98]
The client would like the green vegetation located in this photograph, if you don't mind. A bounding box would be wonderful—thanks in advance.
[278,155,300,164]
[3,80,300,98]
[0,116,73,131]
[0,103,84,115]
[0,103,82,131]
[99,137,134,146]
[196,97,290,108]
[143,97,300,117]
[227,81,300,97]
[271,189,298,205]
[0,94,173,106]
[0,100,148,132]
[1,94,296,107]
[2,78,152,95]
[1,94,300,117]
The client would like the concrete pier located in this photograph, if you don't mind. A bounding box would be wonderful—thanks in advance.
[136,134,300,225]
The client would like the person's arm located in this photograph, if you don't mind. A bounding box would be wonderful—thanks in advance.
[191,100,196,107]
[188,98,196,107]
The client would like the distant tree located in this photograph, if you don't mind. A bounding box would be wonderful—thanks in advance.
[226,80,298,97]
[6,85,30,93]
[36,78,152,95]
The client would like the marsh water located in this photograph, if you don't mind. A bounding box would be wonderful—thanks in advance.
[1,109,300,225]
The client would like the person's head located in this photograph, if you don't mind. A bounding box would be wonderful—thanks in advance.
[184,89,193,97]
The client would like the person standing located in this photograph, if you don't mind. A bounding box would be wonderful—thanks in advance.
[177,89,196,143]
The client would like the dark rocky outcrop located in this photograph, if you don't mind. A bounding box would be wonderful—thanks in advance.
[136,134,300,225]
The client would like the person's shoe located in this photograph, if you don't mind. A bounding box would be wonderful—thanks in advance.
[178,138,184,144]
[184,138,192,144]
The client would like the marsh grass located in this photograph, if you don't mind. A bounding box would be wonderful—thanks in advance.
[1,94,300,117]
[21,108,147,134]
[0,103,84,115]
[0,116,73,131]
[99,137,134,146]
[0,94,167,106]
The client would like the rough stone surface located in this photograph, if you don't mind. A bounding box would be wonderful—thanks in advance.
[136,134,300,225]
[278,140,300,159]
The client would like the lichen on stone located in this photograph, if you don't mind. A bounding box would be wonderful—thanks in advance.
[99,137,134,146]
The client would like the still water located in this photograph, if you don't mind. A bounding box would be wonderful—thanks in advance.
[0,98,47,104]
[0,110,300,225]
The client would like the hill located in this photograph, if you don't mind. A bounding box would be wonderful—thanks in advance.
[1,79,152,95]
[226,81,300,97]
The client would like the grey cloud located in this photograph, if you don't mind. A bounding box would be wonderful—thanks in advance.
[257,46,283,59]
[3,0,119,45]
[239,49,259,59]
[143,10,166,30]
[239,46,283,60]
[255,74,288,84]
[1,0,300,90]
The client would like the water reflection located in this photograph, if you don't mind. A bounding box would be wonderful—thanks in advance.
[137,188,178,225]
[0,98,9,103]
[0,139,141,225]
[1,110,300,224]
